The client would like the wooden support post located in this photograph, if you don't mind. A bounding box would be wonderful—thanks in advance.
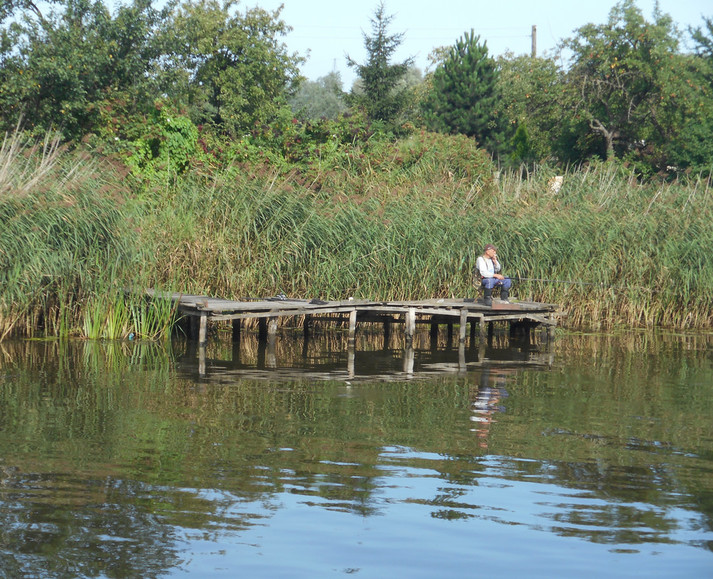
[458,343,466,372]
[189,315,199,340]
[198,312,208,346]
[256,340,266,368]
[383,318,391,349]
[347,340,355,378]
[258,317,268,342]
[405,308,416,345]
[479,315,487,340]
[348,309,357,341]
[266,339,277,368]
[198,345,206,377]
[304,315,314,339]
[430,321,439,349]
[430,322,439,340]
[232,318,241,343]
[459,308,468,344]
[403,345,415,374]
[268,317,278,340]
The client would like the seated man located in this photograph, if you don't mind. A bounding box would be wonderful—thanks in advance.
[476,244,512,306]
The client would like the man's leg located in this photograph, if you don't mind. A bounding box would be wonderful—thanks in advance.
[499,278,512,302]
[481,278,496,306]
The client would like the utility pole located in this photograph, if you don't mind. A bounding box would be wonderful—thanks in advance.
[531,25,537,57]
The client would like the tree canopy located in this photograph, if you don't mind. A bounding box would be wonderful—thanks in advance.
[156,0,302,136]
[0,0,711,178]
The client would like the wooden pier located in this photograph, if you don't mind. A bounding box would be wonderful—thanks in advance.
[152,291,561,347]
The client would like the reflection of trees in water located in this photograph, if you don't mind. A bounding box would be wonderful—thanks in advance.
[0,471,181,577]
[0,333,711,560]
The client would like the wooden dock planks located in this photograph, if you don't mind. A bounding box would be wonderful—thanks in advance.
[146,290,561,346]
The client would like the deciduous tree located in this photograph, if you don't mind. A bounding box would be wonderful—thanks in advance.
[497,54,565,164]
[156,0,303,137]
[0,0,167,139]
[561,0,678,162]
[561,0,713,174]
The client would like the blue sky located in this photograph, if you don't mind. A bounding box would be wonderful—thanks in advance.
[246,0,710,87]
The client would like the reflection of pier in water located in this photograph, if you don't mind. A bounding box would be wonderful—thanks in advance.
[177,331,555,383]
[157,292,561,380]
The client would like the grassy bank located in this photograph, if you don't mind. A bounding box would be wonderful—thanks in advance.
[1,131,711,339]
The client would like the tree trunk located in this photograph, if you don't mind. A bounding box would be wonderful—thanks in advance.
[590,118,616,160]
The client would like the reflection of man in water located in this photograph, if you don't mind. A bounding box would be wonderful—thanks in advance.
[470,368,508,448]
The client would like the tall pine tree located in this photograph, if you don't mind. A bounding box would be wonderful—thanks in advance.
[347,2,414,125]
[422,31,505,155]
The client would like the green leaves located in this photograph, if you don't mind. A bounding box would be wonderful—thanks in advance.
[157,0,303,136]
[560,0,692,171]
[0,0,165,140]
[0,0,303,141]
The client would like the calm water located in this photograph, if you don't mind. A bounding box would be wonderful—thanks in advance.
[0,329,711,578]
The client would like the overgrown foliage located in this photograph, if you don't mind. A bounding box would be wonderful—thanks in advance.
[0,129,171,340]
[156,0,302,136]
[2,131,711,340]
[1,0,711,175]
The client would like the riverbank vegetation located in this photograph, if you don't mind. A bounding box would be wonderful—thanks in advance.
[1,127,710,339]
[1,0,712,339]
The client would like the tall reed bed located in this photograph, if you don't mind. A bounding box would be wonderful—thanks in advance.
[139,160,711,330]
[0,130,178,340]
[2,128,711,338]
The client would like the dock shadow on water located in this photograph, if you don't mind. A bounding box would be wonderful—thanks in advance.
[0,329,711,578]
